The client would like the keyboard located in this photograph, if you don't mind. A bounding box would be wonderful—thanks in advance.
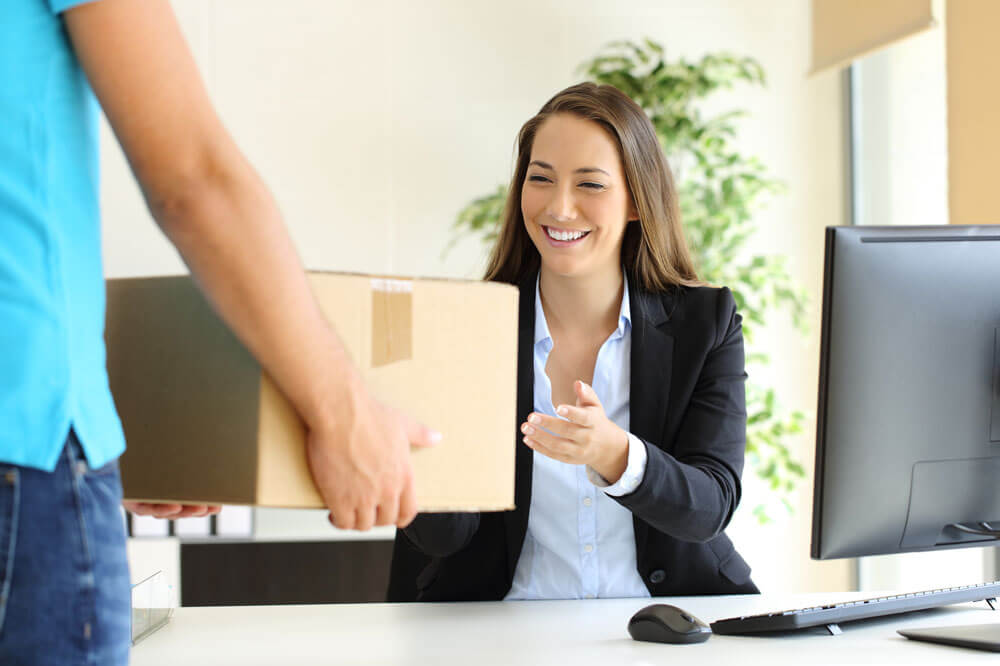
[710,581,1000,635]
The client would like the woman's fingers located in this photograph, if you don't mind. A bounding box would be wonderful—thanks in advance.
[574,380,603,408]
[523,413,585,440]
[554,404,593,426]
[523,436,576,464]
[522,425,576,459]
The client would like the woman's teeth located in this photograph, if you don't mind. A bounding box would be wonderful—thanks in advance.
[545,227,589,242]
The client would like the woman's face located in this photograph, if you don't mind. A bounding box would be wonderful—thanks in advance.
[521,113,635,280]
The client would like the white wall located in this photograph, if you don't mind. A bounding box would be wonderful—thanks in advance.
[108,0,850,594]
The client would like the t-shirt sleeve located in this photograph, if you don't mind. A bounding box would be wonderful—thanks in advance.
[48,0,102,15]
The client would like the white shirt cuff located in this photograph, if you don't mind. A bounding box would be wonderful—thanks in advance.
[586,433,647,496]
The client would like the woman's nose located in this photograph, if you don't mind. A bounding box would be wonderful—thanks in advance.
[546,187,577,223]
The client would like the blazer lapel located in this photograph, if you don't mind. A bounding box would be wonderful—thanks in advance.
[503,272,537,580]
[629,285,675,555]
[629,286,674,442]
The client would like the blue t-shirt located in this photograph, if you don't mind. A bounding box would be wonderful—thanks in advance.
[0,0,125,471]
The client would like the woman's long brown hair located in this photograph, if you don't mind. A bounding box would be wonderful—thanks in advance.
[483,82,701,292]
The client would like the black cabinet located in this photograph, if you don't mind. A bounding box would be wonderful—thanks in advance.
[180,539,395,606]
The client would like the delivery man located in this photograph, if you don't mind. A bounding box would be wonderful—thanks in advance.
[0,1,437,662]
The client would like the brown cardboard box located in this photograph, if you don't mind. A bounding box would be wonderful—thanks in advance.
[105,272,518,511]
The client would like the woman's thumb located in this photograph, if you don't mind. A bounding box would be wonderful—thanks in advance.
[575,380,600,407]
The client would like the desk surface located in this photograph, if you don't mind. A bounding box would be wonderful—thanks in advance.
[131,592,1000,665]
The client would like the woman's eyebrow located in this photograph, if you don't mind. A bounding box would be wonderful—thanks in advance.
[529,160,610,176]
[575,166,610,176]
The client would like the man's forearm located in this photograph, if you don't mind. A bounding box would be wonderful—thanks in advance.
[149,143,355,431]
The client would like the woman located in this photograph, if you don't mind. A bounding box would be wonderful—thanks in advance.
[388,82,757,601]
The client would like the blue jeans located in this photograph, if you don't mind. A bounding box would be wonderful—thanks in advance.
[0,430,131,665]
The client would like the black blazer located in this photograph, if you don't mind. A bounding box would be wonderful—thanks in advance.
[387,272,758,601]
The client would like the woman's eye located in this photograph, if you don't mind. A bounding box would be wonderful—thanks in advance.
[580,182,606,190]
[528,175,551,183]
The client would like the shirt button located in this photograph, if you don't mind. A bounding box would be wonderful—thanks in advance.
[584,544,594,553]
[649,569,666,584]
[582,497,592,507]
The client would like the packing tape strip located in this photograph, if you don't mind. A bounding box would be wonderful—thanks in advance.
[371,278,414,367]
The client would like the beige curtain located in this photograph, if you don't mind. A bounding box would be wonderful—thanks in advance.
[811,0,936,73]
[947,0,1000,225]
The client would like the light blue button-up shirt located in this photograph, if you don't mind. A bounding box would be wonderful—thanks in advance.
[505,274,651,600]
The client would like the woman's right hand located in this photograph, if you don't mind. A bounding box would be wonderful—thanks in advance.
[306,377,440,531]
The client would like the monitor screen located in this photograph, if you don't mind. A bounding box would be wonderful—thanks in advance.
[812,225,1000,559]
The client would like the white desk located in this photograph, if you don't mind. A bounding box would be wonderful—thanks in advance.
[131,592,1000,665]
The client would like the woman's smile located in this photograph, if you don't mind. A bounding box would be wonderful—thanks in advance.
[542,224,592,247]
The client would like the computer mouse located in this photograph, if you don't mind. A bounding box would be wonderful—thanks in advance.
[627,603,712,644]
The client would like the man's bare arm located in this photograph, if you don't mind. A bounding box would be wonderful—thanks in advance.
[64,0,436,529]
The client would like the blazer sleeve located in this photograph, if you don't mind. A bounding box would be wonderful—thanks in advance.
[401,512,481,558]
[614,288,747,543]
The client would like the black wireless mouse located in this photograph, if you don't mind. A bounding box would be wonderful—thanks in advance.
[627,604,712,644]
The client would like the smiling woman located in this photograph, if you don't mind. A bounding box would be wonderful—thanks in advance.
[388,82,758,603]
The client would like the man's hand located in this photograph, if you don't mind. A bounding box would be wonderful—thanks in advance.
[307,378,440,531]
[520,380,629,483]
[123,502,222,519]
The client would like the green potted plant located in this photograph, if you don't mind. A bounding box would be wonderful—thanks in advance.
[451,39,808,522]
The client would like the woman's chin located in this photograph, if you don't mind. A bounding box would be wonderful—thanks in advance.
[539,252,624,280]
[540,258,591,279]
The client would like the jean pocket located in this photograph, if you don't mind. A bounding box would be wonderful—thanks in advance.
[0,466,20,634]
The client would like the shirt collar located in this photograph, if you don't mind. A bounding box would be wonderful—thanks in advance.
[534,272,631,348]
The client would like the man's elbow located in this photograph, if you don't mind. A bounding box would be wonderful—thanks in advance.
[141,140,242,239]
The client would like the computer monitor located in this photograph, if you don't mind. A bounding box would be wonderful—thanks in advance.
[812,225,1000,561]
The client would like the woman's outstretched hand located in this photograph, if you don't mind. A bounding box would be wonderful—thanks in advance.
[520,380,629,483]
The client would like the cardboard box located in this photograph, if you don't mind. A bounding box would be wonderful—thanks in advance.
[105,272,518,511]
